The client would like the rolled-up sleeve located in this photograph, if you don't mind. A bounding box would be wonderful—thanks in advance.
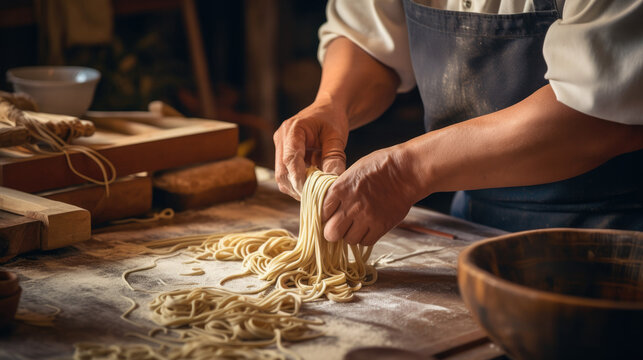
[318,0,416,92]
[544,0,643,125]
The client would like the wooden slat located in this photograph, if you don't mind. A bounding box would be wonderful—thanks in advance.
[0,120,238,193]
[39,175,152,224]
[423,329,502,360]
[0,186,90,250]
[0,211,40,263]
[344,329,503,360]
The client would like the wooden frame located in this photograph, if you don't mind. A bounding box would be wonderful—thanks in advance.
[0,119,238,193]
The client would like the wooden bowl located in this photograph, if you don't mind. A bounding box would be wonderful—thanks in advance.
[458,228,643,360]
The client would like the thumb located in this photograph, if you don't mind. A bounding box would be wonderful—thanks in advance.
[321,137,346,175]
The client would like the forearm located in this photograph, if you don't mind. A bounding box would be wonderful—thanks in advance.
[316,37,399,129]
[402,85,643,198]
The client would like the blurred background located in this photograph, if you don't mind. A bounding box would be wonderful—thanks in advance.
[0,0,451,212]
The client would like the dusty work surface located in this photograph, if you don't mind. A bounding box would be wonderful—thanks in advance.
[0,179,504,359]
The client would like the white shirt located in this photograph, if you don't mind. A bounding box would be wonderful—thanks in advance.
[318,0,643,125]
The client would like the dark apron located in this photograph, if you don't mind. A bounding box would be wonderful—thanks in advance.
[403,0,643,231]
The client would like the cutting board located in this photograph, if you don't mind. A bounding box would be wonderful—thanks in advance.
[0,119,238,193]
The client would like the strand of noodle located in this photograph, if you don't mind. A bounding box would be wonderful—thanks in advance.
[179,268,205,276]
[372,247,446,267]
[122,253,183,291]
[112,209,175,225]
[121,295,146,329]
[15,304,61,327]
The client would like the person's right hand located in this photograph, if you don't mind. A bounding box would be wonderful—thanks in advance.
[273,97,349,200]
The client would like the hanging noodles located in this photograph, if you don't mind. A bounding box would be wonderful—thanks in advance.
[141,168,377,302]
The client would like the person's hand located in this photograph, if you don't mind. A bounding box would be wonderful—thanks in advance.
[274,97,349,199]
[321,146,420,246]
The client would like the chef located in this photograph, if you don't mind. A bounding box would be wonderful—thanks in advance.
[273,0,643,245]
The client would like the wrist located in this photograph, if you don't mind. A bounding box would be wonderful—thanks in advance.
[394,138,440,202]
[311,91,349,127]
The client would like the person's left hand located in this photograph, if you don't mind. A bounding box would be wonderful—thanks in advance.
[321,146,421,246]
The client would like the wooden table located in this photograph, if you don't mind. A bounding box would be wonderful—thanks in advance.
[0,178,506,359]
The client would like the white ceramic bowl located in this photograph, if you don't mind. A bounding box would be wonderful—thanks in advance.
[7,66,100,117]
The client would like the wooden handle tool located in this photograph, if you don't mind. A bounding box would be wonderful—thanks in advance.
[148,100,184,118]
[85,110,201,133]
[86,115,161,135]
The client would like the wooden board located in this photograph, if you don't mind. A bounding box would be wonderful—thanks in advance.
[0,179,507,359]
[344,329,502,360]
[0,119,238,193]
[153,157,257,211]
[0,211,40,263]
[39,175,152,225]
[0,186,90,250]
